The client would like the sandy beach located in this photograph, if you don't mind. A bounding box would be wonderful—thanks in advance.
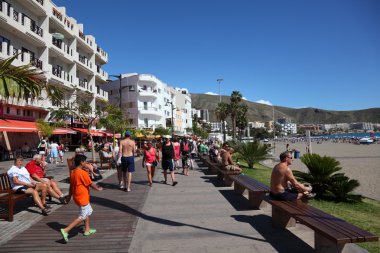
[266,141,380,201]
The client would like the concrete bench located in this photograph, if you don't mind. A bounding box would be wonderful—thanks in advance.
[266,198,378,253]
[230,175,270,208]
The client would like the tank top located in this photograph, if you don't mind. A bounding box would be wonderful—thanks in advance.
[144,148,156,163]
[174,143,180,160]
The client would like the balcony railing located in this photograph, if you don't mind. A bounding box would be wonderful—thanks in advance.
[30,21,43,37]
[13,9,18,22]
[52,66,62,78]
[78,55,87,64]
[31,58,43,70]
[78,31,85,40]
[52,37,62,49]
[35,0,44,6]
[52,8,62,21]
[79,79,88,89]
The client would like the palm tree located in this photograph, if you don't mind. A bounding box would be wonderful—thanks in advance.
[229,91,243,142]
[50,101,99,161]
[214,102,229,142]
[236,104,248,141]
[234,141,271,169]
[0,55,62,103]
[98,104,128,154]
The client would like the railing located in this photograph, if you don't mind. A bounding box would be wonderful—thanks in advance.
[78,55,86,64]
[79,79,88,88]
[78,31,85,40]
[31,58,43,70]
[52,8,62,21]
[13,9,18,22]
[35,0,44,6]
[52,66,62,78]
[30,21,43,37]
[52,37,62,49]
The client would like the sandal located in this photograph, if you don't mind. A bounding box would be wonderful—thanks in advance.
[44,204,52,210]
[84,229,97,236]
[59,196,67,204]
[42,208,51,216]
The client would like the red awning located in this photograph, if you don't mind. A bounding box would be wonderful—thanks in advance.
[0,119,38,132]
[53,128,77,135]
[98,131,114,137]
[72,128,105,137]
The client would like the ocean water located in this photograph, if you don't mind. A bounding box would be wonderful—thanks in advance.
[315,132,380,139]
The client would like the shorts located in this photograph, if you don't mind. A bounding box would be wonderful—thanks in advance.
[15,186,29,194]
[269,189,298,201]
[162,159,174,171]
[51,149,58,158]
[121,156,135,172]
[78,203,93,220]
[59,150,64,157]
[223,165,239,171]
[39,151,46,155]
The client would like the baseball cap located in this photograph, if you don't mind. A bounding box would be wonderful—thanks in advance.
[125,130,131,137]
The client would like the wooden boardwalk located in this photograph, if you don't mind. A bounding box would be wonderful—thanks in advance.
[0,161,150,253]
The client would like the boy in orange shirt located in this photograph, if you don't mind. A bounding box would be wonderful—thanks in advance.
[60,154,103,242]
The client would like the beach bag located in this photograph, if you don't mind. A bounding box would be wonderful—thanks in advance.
[153,160,158,167]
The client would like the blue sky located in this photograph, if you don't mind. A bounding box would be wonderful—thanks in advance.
[55,0,380,111]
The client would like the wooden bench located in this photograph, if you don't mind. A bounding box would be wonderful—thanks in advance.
[230,175,270,208]
[266,198,378,253]
[0,173,29,222]
[216,167,241,186]
[98,151,112,169]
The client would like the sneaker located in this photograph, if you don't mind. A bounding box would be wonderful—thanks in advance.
[84,228,97,236]
[119,182,124,189]
[172,181,178,186]
[60,228,69,242]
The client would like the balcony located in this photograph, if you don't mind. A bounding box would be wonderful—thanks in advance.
[96,87,108,101]
[52,37,62,49]
[96,46,108,64]
[138,88,158,98]
[139,106,161,117]
[30,57,43,70]
[52,8,62,22]
[96,65,108,81]
[35,0,44,6]
[52,66,62,78]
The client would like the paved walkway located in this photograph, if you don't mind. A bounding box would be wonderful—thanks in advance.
[0,156,367,252]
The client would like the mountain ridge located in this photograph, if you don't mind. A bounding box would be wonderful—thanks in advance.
[191,94,380,124]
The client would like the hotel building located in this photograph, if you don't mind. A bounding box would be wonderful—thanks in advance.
[0,0,109,123]
[104,73,192,134]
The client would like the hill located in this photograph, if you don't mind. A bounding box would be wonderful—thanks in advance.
[191,94,380,124]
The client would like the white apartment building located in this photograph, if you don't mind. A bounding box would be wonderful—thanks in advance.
[280,123,297,135]
[248,121,265,129]
[0,0,108,123]
[104,73,192,133]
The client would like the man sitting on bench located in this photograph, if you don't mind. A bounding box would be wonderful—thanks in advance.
[220,143,242,172]
[7,156,51,215]
[25,154,67,204]
[270,151,314,201]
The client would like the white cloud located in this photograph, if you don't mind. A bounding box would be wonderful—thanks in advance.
[242,97,248,100]
[256,99,272,105]
[205,92,218,95]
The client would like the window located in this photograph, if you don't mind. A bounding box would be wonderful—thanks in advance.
[110,90,113,95]
[144,118,148,127]
[6,107,10,114]
[143,102,148,110]
[16,109,20,115]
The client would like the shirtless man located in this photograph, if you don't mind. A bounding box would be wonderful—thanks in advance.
[117,131,136,192]
[220,143,242,172]
[270,151,313,201]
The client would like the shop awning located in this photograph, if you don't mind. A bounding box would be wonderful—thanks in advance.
[0,119,38,132]
[72,128,105,137]
[53,128,77,135]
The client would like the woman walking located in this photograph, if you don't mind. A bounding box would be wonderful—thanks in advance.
[142,141,159,187]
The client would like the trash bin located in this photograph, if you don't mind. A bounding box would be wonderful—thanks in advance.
[294,150,300,159]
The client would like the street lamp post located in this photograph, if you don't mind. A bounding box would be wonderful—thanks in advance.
[217,78,223,103]
[165,101,175,138]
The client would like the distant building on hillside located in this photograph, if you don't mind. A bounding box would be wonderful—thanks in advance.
[350,122,373,131]
[248,121,265,129]
[200,109,210,122]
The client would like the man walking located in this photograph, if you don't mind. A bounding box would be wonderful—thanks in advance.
[118,131,136,192]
